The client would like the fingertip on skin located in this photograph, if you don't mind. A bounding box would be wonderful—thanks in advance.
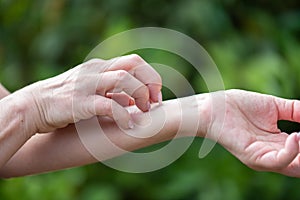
[118,114,134,130]
[158,91,163,105]
[128,119,134,129]
[106,93,134,107]
[129,98,135,106]
[94,96,133,130]
[118,109,134,130]
[135,99,151,112]
[147,84,162,103]
[116,111,134,130]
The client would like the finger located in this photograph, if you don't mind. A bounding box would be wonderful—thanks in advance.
[106,92,135,107]
[280,138,300,177]
[260,133,299,170]
[275,133,300,168]
[149,85,163,105]
[275,97,300,122]
[95,70,150,112]
[85,95,133,129]
[106,54,162,103]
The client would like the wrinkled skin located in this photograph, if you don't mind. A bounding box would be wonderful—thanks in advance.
[22,54,162,133]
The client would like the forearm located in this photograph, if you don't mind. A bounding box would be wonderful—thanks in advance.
[0,94,209,178]
[0,92,36,170]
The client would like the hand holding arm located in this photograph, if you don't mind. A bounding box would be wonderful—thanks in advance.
[0,98,187,177]
[26,54,162,132]
[3,88,300,178]
[0,54,162,171]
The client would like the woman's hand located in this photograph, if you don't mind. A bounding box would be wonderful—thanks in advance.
[204,89,300,177]
[21,54,162,133]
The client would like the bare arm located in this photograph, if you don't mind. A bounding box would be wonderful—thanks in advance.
[0,90,36,169]
[0,96,206,178]
[3,88,300,178]
[0,55,163,177]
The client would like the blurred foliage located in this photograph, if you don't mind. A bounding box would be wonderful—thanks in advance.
[1,0,300,199]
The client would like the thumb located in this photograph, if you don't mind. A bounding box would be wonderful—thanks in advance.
[275,97,300,122]
[84,95,134,129]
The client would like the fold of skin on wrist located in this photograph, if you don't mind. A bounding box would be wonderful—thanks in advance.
[0,93,210,178]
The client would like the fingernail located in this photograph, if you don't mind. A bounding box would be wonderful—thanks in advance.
[158,92,163,105]
[147,101,151,110]
[128,120,134,129]
[129,99,135,106]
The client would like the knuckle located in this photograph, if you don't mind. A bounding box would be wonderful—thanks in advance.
[135,85,149,98]
[115,70,128,80]
[154,74,162,85]
[140,84,149,93]
[87,58,104,64]
[129,54,144,63]
[81,59,104,69]
[102,99,113,112]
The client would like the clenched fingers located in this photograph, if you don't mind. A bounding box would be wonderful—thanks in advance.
[95,70,151,112]
[105,54,162,103]
[106,92,135,107]
[83,95,133,129]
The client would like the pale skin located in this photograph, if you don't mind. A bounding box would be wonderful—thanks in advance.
[1,56,300,178]
[0,54,163,175]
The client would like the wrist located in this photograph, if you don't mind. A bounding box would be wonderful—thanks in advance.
[195,93,211,138]
[178,93,210,138]
[198,90,228,142]
[157,93,210,139]
[0,90,38,168]
[21,82,57,133]
[5,89,39,137]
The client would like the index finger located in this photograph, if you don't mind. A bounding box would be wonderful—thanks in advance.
[105,54,162,103]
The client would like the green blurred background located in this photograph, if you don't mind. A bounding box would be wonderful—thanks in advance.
[1,0,300,199]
